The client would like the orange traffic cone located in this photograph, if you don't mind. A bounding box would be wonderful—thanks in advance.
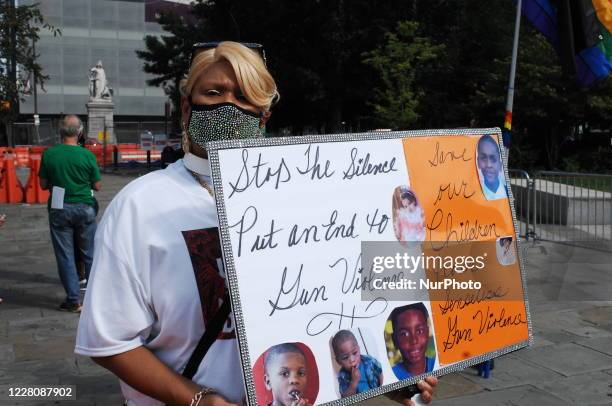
[0,155,24,203]
[24,155,49,204]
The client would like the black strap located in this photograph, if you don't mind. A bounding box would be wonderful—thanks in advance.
[182,293,231,379]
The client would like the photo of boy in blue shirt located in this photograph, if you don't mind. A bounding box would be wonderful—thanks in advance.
[331,330,383,398]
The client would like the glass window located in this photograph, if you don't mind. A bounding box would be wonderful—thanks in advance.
[118,76,143,89]
[64,60,90,80]
[43,15,62,28]
[38,94,64,114]
[63,18,89,29]
[118,57,144,77]
[92,19,117,30]
[63,40,88,56]
[64,95,88,115]
[92,0,117,20]
[43,73,64,88]
[62,0,89,28]
[39,0,63,17]
[64,75,86,86]
[117,1,144,21]
[39,48,62,78]
[144,97,165,115]
[119,48,139,59]
[90,38,117,49]
[117,1,144,31]
[92,0,117,30]
[145,22,164,34]
[63,0,89,18]
[90,48,117,61]
[116,96,145,115]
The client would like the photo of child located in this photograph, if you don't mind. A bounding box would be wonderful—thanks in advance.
[330,329,383,398]
[476,135,508,200]
[253,342,319,406]
[392,186,426,243]
[386,303,437,380]
[496,236,516,265]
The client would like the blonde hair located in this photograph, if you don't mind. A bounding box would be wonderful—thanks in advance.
[180,41,279,112]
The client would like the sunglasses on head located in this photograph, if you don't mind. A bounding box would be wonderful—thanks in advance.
[189,42,267,67]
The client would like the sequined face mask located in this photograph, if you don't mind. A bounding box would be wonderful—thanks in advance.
[187,102,262,148]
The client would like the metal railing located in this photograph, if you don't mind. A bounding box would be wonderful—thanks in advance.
[114,121,168,144]
[510,169,612,251]
[509,169,535,240]
[9,120,58,146]
[6,119,169,146]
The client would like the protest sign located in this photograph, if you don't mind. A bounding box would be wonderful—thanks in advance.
[207,128,531,405]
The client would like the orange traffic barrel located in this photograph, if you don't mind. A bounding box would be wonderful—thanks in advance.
[24,155,49,204]
[0,154,25,203]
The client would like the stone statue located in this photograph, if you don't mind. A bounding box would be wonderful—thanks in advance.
[89,60,113,101]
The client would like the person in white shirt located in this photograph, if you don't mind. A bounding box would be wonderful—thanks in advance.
[75,41,436,406]
[477,135,508,201]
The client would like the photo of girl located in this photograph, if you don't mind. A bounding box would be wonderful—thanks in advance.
[253,342,319,406]
[392,186,426,243]
[330,329,383,398]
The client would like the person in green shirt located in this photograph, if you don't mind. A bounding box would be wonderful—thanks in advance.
[39,115,101,313]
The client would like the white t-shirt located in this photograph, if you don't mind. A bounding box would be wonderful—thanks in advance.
[479,171,508,200]
[75,159,244,405]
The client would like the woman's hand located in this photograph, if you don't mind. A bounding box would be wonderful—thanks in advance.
[414,377,437,404]
[386,376,438,406]
[400,376,438,406]
[201,393,239,406]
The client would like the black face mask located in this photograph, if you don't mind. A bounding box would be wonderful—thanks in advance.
[187,102,262,148]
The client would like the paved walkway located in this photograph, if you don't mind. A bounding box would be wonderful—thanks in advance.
[1,172,611,405]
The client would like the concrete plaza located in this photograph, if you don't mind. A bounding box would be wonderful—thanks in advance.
[1,172,611,405]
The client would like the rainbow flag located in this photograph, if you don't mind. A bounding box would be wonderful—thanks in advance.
[522,0,612,86]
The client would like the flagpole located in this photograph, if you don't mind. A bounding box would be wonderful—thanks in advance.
[503,0,522,151]
[32,33,40,145]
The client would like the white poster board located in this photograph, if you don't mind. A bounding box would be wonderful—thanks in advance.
[208,128,531,406]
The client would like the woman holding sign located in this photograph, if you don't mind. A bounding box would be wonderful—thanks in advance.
[75,42,436,406]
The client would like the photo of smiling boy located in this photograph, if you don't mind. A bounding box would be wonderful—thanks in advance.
[476,134,508,200]
[331,330,383,398]
[263,343,312,406]
[389,303,436,379]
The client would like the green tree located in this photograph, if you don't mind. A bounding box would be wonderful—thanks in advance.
[0,1,59,143]
[136,0,610,170]
[363,21,444,129]
[396,0,515,128]
[473,23,612,170]
[135,10,205,134]
[137,0,419,133]
[399,0,611,170]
